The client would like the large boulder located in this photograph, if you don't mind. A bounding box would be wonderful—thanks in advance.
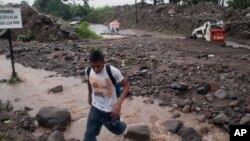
[36,106,71,128]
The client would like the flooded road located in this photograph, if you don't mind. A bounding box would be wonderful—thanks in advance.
[89,24,250,49]
[89,24,186,39]
[0,55,229,140]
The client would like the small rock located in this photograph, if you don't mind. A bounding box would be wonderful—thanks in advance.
[47,131,65,141]
[227,91,237,100]
[213,113,229,124]
[52,125,66,132]
[170,82,188,91]
[168,107,175,112]
[205,94,214,102]
[177,127,202,141]
[164,120,183,133]
[209,82,220,92]
[182,105,191,113]
[48,85,63,94]
[229,100,239,107]
[125,125,150,141]
[196,84,210,95]
[214,89,228,99]
[0,79,7,83]
[199,127,209,134]
[172,112,181,118]
[143,98,154,104]
[240,115,250,125]
[204,112,213,119]
[195,107,201,112]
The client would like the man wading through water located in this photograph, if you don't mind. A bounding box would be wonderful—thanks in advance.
[84,50,129,141]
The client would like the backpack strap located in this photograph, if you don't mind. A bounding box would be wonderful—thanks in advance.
[86,66,91,78]
[106,64,121,97]
[106,64,117,87]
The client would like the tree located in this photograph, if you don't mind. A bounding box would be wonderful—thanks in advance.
[70,3,91,18]
[182,0,199,5]
[20,0,28,5]
[169,0,181,4]
[33,0,49,13]
[227,0,249,9]
[152,0,164,5]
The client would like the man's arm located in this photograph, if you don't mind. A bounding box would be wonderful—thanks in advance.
[111,78,129,118]
[87,80,92,105]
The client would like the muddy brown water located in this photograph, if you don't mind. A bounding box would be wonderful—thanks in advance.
[0,55,229,140]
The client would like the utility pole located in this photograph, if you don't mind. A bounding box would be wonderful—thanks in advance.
[7,29,17,78]
[135,0,138,24]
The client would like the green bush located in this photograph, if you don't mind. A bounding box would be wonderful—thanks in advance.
[76,22,102,39]
[17,30,34,42]
[8,76,22,85]
[84,6,111,23]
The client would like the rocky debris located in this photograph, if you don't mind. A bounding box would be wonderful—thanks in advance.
[124,125,150,141]
[0,100,37,140]
[1,33,250,132]
[36,106,71,128]
[11,5,79,42]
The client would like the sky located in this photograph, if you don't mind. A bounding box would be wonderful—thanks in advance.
[1,0,156,8]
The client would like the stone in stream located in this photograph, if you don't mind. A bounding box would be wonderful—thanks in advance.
[36,106,71,128]
[124,125,150,141]
[48,85,63,94]
[0,79,7,83]
[164,120,183,133]
[177,127,202,141]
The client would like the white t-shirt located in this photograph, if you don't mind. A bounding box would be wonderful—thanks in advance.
[85,64,124,112]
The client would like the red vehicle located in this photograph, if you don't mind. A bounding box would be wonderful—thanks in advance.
[191,19,225,42]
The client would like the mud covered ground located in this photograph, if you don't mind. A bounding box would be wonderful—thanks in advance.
[0,36,250,140]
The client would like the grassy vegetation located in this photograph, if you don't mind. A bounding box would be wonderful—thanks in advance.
[8,75,22,85]
[84,6,112,23]
[76,22,102,40]
[17,30,35,42]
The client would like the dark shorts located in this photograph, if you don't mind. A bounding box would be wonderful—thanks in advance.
[83,106,127,141]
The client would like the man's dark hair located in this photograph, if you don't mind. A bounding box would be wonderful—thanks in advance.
[89,50,104,62]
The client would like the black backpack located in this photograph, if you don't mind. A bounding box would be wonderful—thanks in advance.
[86,64,121,97]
